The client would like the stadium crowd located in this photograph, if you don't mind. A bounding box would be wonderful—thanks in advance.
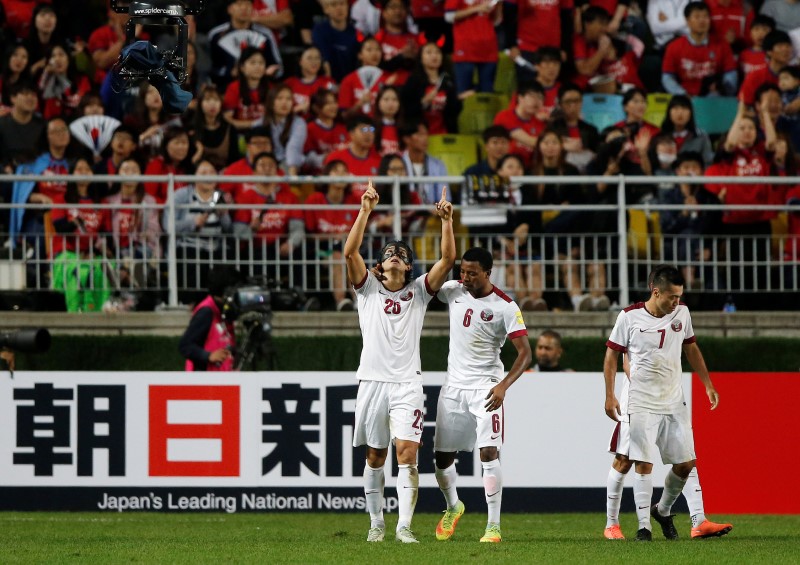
[0,0,799,312]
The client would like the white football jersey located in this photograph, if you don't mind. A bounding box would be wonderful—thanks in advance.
[607,302,696,414]
[353,271,435,383]
[438,280,528,389]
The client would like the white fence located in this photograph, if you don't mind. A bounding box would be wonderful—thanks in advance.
[1,173,798,310]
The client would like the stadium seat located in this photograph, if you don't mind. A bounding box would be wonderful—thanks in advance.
[458,93,509,135]
[580,94,625,132]
[644,93,672,129]
[494,51,517,96]
[628,209,662,259]
[427,134,481,175]
[692,96,738,135]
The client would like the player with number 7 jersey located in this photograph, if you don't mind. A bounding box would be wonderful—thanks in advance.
[432,247,531,543]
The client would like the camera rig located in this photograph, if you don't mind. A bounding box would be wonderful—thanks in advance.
[109,1,205,112]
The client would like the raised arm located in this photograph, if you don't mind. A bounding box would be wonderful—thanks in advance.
[344,181,378,286]
[683,342,719,410]
[603,347,621,421]
[425,186,456,292]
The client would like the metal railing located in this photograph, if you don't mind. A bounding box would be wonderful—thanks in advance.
[1,173,798,310]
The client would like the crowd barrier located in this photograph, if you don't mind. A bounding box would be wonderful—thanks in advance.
[1,174,798,310]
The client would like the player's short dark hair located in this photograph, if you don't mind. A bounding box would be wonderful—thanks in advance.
[684,1,710,19]
[462,247,493,272]
[482,125,510,143]
[751,14,776,32]
[764,30,792,52]
[649,264,685,291]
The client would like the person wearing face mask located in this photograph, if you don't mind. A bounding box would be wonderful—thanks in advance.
[658,152,721,289]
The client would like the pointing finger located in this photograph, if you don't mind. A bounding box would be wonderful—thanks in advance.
[441,185,447,202]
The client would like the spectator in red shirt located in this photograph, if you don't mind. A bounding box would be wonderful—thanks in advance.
[662,1,738,96]
[739,30,792,107]
[223,46,273,131]
[339,36,387,118]
[376,0,421,86]
[445,0,502,97]
[374,85,402,156]
[411,0,451,53]
[219,125,273,201]
[251,0,294,42]
[533,47,563,117]
[707,0,749,51]
[493,81,547,166]
[400,41,461,134]
[144,127,195,205]
[87,9,127,85]
[706,105,777,288]
[232,151,304,284]
[37,43,91,121]
[304,159,362,311]
[304,88,349,174]
[575,0,628,36]
[283,46,337,120]
[739,14,775,76]
[504,0,572,84]
[602,37,644,91]
[573,6,613,90]
[324,114,382,197]
[93,124,138,196]
[2,0,51,40]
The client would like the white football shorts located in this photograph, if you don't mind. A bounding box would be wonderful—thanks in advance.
[434,385,504,452]
[352,380,425,448]
[628,404,696,465]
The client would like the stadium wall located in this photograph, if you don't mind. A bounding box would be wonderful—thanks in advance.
[14,335,800,372]
[1,371,798,514]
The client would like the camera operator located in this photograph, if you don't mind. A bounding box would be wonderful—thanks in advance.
[179,265,243,371]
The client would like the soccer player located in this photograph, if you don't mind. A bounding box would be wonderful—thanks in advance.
[432,247,532,543]
[603,264,731,541]
[344,181,456,543]
[604,367,733,540]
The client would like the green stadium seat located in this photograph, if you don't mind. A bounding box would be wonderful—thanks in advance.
[692,96,738,135]
[457,93,509,135]
[494,51,517,96]
[644,93,672,129]
[427,134,481,174]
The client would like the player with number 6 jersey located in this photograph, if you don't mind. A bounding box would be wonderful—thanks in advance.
[433,247,532,543]
[344,181,455,544]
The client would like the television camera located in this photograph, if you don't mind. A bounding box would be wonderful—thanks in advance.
[0,328,51,353]
[109,0,205,113]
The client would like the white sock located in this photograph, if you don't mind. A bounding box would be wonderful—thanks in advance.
[435,463,460,509]
[363,461,385,529]
[396,464,418,531]
[658,469,688,517]
[606,468,626,527]
[633,473,653,530]
[682,468,706,527]
[482,459,502,525]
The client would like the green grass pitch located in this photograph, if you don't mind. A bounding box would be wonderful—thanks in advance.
[2,512,798,564]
